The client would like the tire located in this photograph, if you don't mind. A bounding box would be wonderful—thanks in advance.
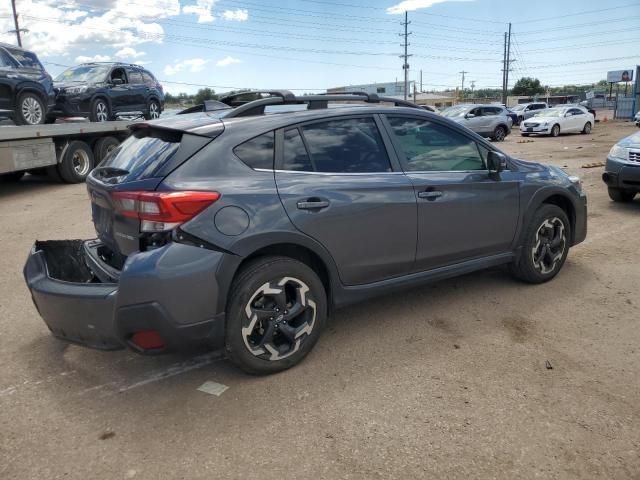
[89,98,110,122]
[608,187,636,203]
[510,204,571,284]
[581,122,592,134]
[225,256,327,375]
[15,92,45,125]
[492,125,507,142]
[1,171,25,182]
[550,124,560,137]
[93,136,120,165]
[57,140,94,183]
[144,99,161,120]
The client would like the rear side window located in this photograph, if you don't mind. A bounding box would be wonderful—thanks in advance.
[233,132,274,170]
[284,117,391,173]
[100,129,181,180]
[142,72,156,86]
[0,51,15,68]
[5,48,42,70]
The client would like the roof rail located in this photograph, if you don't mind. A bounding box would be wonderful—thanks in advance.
[220,90,297,107]
[222,91,422,118]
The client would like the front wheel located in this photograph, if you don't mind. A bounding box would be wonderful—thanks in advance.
[581,122,592,134]
[550,124,560,137]
[608,187,636,203]
[510,204,570,284]
[89,98,110,122]
[225,256,327,375]
[492,125,506,142]
[144,99,161,120]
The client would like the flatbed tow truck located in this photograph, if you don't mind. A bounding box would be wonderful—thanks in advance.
[0,121,131,183]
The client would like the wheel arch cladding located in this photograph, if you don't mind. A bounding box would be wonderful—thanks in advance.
[540,193,576,243]
[516,187,578,251]
[231,243,333,310]
[16,86,46,103]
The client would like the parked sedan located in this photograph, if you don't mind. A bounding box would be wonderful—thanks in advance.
[520,107,594,137]
[441,104,512,141]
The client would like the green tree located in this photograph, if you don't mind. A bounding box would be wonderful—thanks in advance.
[193,87,217,105]
[511,77,544,96]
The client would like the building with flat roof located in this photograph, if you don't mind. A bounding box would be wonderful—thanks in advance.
[327,81,415,97]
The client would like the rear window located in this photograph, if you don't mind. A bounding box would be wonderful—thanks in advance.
[100,129,181,180]
[233,132,274,170]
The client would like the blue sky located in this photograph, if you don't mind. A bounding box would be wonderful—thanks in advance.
[1,0,639,95]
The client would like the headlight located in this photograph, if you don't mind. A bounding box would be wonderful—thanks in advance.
[609,144,628,161]
[65,85,88,95]
[568,175,582,192]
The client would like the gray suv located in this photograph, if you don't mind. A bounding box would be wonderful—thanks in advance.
[510,102,549,124]
[24,91,587,375]
[440,104,512,141]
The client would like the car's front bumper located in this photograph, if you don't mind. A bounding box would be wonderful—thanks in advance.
[24,240,226,353]
[520,124,551,134]
[602,156,640,191]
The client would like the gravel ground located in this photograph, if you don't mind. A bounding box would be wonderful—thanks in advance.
[1,118,639,479]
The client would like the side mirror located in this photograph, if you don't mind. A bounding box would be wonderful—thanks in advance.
[465,113,475,119]
[111,78,123,85]
[487,151,507,173]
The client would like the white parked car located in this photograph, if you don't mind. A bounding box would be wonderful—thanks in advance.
[520,106,594,137]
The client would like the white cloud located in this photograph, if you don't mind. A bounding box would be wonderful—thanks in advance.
[164,58,210,75]
[75,54,111,63]
[386,0,471,15]
[183,0,218,23]
[0,0,179,57]
[115,47,146,59]
[222,9,248,21]
[216,56,241,67]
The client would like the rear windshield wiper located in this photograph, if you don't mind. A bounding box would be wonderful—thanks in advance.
[92,166,130,178]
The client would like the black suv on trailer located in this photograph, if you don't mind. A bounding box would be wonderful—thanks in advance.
[50,62,164,122]
[24,91,587,375]
[0,42,55,125]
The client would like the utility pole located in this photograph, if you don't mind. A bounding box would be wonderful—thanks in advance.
[501,31,507,104]
[399,11,412,101]
[470,80,475,98]
[505,23,512,104]
[10,0,22,46]
[420,69,423,93]
[459,70,467,101]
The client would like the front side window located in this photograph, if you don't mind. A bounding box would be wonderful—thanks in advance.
[386,116,485,172]
[234,132,274,170]
[283,117,392,173]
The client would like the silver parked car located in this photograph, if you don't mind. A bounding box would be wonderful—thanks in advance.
[441,104,512,141]
[509,102,549,124]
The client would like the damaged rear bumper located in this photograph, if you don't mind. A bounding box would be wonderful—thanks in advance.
[24,240,227,353]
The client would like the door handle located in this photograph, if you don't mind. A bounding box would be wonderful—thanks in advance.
[297,199,330,210]
[418,190,443,200]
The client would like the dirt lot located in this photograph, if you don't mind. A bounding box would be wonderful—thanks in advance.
[1,119,639,479]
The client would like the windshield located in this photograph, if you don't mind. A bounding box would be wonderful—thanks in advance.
[5,48,43,70]
[55,65,110,83]
[535,109,564,118]
[440,106,469,118]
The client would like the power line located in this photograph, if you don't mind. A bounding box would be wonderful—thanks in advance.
[516,2,640,24]
[517,15,640,35]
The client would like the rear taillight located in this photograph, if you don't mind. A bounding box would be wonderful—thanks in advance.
[112,191,220,232]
